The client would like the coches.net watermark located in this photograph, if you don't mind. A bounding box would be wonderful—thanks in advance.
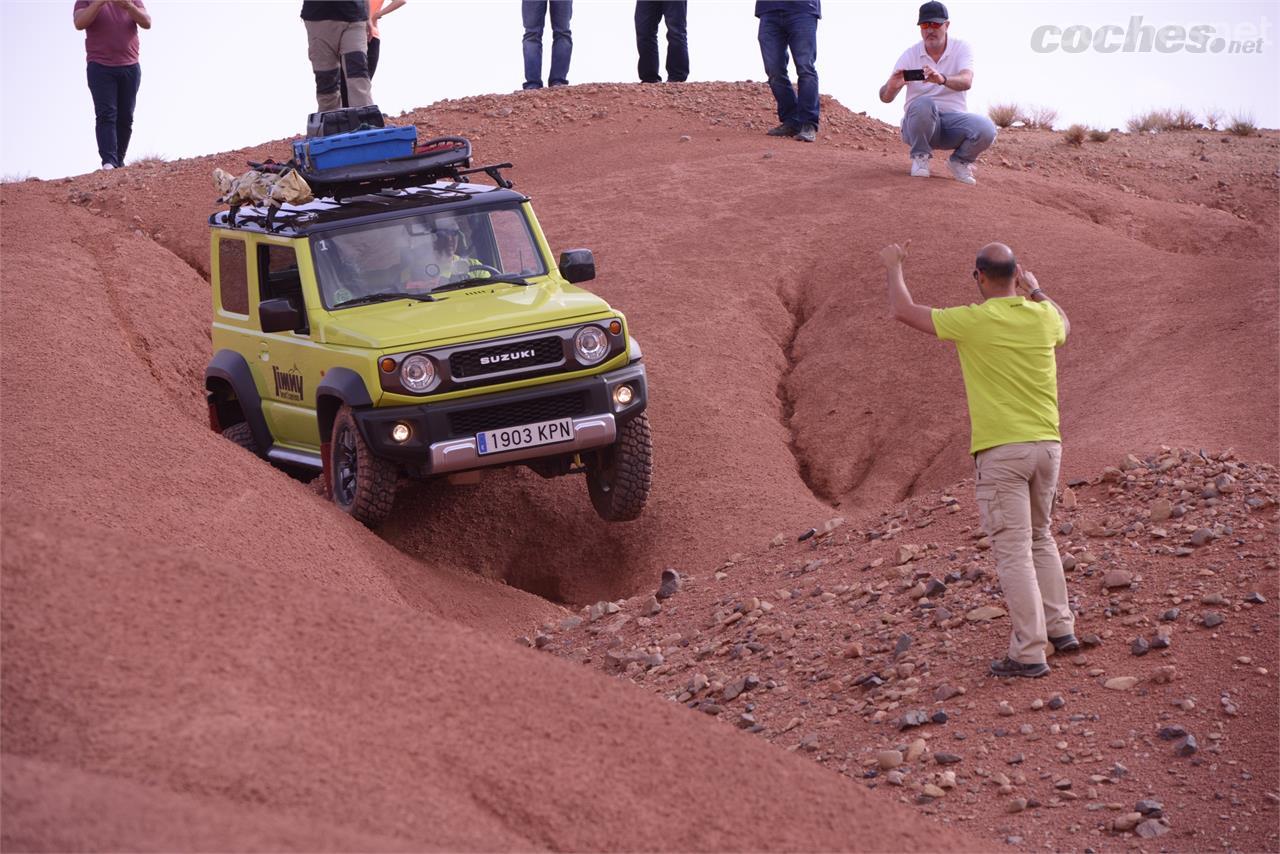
[1032,15,1268,54]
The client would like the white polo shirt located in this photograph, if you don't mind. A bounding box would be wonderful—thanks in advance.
[893,37,974,113]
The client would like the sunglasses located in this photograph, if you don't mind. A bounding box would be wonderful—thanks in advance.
[920,21,946,29]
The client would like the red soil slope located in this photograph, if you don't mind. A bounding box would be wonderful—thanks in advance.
[2,82,1276,850]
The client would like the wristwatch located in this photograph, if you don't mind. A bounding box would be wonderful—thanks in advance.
[1029,288,1047,302]
[940,73,948,86]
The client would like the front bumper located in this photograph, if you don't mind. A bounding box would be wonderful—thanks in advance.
[355,362,647,474]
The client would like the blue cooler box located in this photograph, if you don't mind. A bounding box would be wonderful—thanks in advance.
[293,126,417,171]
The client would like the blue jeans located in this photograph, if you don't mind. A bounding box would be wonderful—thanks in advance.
[902,97,997,164]
[635,1,688,83]
[757,10,819,128]
[522,1,573,88]
[86,61,141,168]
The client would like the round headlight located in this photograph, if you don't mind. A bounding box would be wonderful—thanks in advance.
[574,325,609,365]
[400,354,436,392]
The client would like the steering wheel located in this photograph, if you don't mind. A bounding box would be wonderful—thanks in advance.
[468,263,502,277]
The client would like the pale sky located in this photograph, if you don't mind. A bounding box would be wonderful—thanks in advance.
[2,0,1277,179]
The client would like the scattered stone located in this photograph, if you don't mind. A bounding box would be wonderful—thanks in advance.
[1149,498,1172,523]
[906,737,927,762]
[967,605,1007,622]
[642,595,661,617]
[1061,554,1077,571]
[923,578,948,598]
[877,749,903,770]
[1135,819,1170,839]
[1158,724,1187,740]
[1103,570,1133,589]
[893,634,913,660]
[1245,591,1267,604]
[722,674,759,701]
[1104,676,1140,691]
[1135,799,1164,817]
[1173,734,1198,756]
[1160,608,1180,622]
[1151,665,1177,684]
[934,683,964,701]
[931,710,949,725]
[921,783,947,799]
[1080,633,1102,648]
[896,710,929,730]
[1201,592,1226,606]
[886,769,905,786]
[1007,797,1028,814]
[998,700,1015,717]
[1189,528,1214,547]
[1054,778,1073,790]
[1048,694,1066,710]
[560,615,583,631]
[656,568,681,600]
[798,528,817,541]
[1202,611,1225,629]
[843,641,865,659]
[1130,637,1150,656]
[934,752,961,766]
[1030,698,1044,711]
[1112,813,1143,833]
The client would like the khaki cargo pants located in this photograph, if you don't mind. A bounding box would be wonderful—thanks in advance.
[975,441,1074,664]
[305,19,373,112]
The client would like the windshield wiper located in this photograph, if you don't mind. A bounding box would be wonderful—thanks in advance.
[429,274,532,294]
[332,291,437,308]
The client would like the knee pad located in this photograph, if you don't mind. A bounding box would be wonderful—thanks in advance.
[343,51,370,79]
[314,67,342,95]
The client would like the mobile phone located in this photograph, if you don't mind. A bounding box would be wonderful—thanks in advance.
[903,68,926,81]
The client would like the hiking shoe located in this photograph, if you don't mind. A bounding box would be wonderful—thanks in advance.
[766,123,799,137]
[990,657,1050,678]
[796,123,817,143]
[947,157,977,185]
[101,163,116,171]
[1049,633,1081,653]
[910,154,930,178]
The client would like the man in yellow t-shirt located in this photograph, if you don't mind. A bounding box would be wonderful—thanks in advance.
[880,240,1076,678]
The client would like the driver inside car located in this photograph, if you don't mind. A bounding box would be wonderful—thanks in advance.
[327,224,409,304]
[411,224,492,290]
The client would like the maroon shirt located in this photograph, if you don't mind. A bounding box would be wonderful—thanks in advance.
[74,0,145,66]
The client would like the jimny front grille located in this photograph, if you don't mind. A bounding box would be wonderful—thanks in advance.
[449,336,563,379]
[447,391,589,437]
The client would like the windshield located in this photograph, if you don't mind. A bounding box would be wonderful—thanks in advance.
[311,204,548,309]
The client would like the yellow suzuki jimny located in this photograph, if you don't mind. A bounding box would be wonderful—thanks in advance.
[204,127,651,526]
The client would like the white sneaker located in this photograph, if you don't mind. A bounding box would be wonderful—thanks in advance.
[910,155,930,178]
[101,163,116,171]
[947,158,977,185]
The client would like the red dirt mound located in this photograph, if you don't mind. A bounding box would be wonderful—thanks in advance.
[2,82,1276,850]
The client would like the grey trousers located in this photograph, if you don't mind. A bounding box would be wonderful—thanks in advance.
[902,96,997,164]
[306,19,373,112]
[975,441,1074,665]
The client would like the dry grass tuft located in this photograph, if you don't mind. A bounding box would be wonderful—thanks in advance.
[1227,113,1257,137]
[1025,106,1058,130]
[988,103,1022,129]
[1203,109,1223,131]
[1063,124,1087,146]
[1087,128,1111,143]
[1169,107,1199,130]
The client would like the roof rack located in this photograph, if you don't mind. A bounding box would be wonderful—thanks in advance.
[232,135,515,231]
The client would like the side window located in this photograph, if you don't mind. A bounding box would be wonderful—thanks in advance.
[218,238,249,315]
[490,209,544,276]
[258,243,309,335]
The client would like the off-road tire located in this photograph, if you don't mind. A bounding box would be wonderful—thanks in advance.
[330,405,397,527]
[587,412,652,522]
[222,421,257,453]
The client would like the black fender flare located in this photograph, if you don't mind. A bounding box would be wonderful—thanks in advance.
[205,349,271,456]
[315,368,374,443]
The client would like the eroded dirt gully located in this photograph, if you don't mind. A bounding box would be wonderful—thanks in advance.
[2,82,1277,851]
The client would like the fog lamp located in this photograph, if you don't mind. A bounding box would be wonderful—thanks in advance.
[391,423,412,443]
[613,384,634,408]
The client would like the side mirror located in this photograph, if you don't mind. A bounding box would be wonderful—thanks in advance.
[558,249,596,284]
[259,297,304,334]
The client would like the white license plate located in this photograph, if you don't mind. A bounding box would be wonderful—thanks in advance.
[476,417,575,455]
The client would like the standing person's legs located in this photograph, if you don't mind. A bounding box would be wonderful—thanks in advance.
[521,0,547,89]
[975,443,1047,665]
[114,64,141,166]
[547,1,573,86]
[1029,442,1075,638]
[757,14,796,127]
[338,21,373,107]
[87,62,120,168]
[306,20,345,112]
[635,1,663,82]
[785,11,819,128]
[663,1,689,82]
[901,96,941,159]
[937,111,998,164]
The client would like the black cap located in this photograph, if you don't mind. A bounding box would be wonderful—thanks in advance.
[918,1,949,24]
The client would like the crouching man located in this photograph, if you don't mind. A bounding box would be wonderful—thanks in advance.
[879,239,1080,677]
[878,2,996,184]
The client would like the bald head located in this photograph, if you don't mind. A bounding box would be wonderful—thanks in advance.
[975,243,1017,283]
